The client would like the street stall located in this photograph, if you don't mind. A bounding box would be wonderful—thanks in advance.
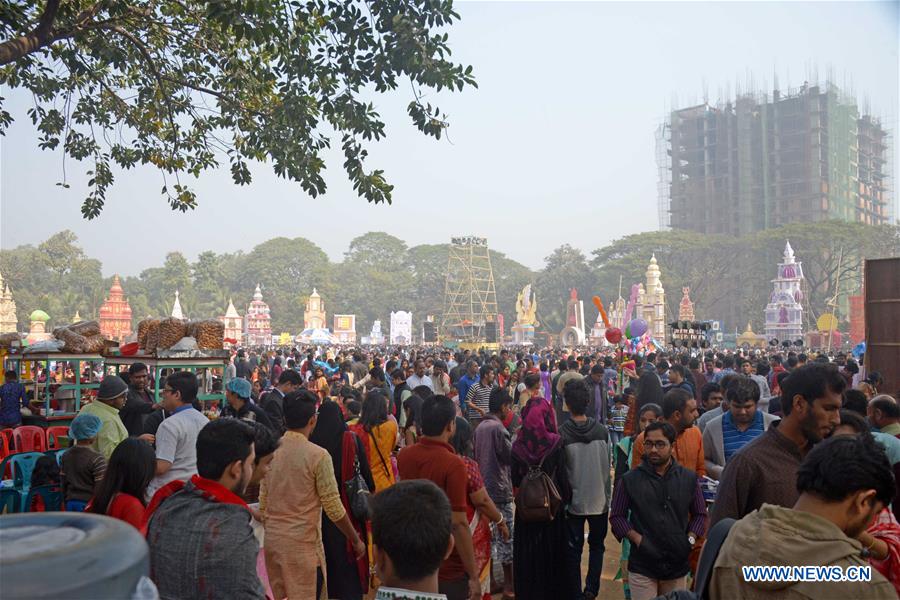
[105,354,227,416]
[1,319,114,428]
[3,352,104,428]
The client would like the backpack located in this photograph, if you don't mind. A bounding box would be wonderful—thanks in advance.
[514,450,562,522]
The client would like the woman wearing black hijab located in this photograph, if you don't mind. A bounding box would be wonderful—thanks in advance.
[633,367,664,434]
[309,400,375,600]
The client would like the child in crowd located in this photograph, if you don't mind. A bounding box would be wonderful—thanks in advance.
[87,437,155,529]
[609,394,629,448]
[29,455,62,511]
[60,413,107,511]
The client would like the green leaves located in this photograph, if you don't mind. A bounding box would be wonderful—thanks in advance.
[0,0,476,217]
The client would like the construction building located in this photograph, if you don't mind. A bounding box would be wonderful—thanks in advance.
[658,82,892,235]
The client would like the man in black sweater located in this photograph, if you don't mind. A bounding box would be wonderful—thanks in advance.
[609,421,708,600]
[120,363,162,436]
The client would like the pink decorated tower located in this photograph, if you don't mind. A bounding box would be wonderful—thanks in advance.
[243,284,272,347]
[99,275,133,341]
[678,287,695,322]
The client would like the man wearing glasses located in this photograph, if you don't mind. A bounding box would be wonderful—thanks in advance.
[609,421,708,600]
[146,371,209,501]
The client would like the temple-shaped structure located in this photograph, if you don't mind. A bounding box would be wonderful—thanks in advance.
[99,275,133,341]
[26,309,52,344]
[304,288,327,330]
[171,290,184,319]
[244,284,272,347]
[765,241,804,342]
[0,272,18,333]
[636,255,668,343]
[219,299,243,347]
[678,287,695,322]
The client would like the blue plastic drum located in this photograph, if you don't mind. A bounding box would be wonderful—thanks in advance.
[0,512,152,599]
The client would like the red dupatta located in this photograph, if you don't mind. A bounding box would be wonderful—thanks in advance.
[341,431,369,592]
[869,508,900,595]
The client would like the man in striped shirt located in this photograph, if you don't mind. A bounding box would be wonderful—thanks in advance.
[702,376,779,480]
[465,365,495,425]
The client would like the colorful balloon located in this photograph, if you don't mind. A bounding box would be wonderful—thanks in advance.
[605,327,622,344]
[626,318,648,339]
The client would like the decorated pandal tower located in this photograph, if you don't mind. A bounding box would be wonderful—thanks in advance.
[512,284,538,345]
[678,287,694,322]
[219,299,243,347]
[737,322,768,349]
[98,275,133,342]
[636,254,668,344]
[298,288,336,344]
[0,272,18,334]
[170,290,185,319]
[765,241,804,343]
[26,310,52,344]
[303,288,327,330]
[244,284,272,347]
[559,289,586,346]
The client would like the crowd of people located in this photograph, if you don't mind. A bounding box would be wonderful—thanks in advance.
[7,343,898,599]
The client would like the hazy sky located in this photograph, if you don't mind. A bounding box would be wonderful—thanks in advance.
[2,1,898,277]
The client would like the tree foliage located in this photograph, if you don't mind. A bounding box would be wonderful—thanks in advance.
[0,0,476,217]
[536,244,594,332]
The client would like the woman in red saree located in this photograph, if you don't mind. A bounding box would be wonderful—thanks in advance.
[451,416,511,599]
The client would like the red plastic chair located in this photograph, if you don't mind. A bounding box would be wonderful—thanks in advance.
[0,429,13,453]
[0,433,10,459]
[0,434,10,479]
[46,426,69,450]
[12,426,46,453]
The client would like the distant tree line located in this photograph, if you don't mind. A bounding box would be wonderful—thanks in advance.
[2,221,897,337]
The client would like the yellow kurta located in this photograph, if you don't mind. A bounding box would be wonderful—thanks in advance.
[366,419,398,492]
[260,431,346,600]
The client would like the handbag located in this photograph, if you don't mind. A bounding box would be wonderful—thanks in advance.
[514,450,562,522]
[344,433,371,521]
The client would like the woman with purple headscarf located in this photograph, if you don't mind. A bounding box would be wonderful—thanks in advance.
[511,397,571,600]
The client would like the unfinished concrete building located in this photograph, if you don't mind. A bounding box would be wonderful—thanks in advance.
[658,82,892,235]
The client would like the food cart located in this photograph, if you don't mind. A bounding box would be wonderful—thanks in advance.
[3,352,104,428]
[104,354,227,414]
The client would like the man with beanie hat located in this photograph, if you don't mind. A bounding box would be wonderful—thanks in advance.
[77,375,129,459]
[221,378,274,429]
[60,413,107,511]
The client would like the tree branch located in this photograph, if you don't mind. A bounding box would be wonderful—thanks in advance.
[0,0,61,65]
[97,24,180,157]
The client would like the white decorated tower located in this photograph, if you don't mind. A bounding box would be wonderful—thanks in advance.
[636,254,668,343]
[0,272,19,333]
[303,288,327,330]
[765,241,804,343]
[219,299,243,346]
[171,290,184,319]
